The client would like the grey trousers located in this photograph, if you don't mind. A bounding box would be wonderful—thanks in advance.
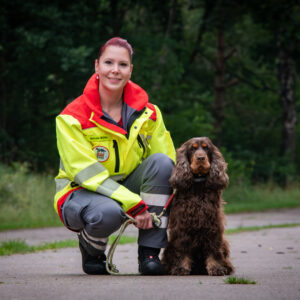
[61,153,174,255]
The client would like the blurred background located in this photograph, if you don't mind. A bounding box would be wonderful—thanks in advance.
[0,0,299,230]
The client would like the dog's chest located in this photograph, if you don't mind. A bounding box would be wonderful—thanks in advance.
[170,194,218,230]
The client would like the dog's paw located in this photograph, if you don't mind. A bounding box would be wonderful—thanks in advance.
[224,263,234,275]
[207,264,228,276]
[171,267,191,276]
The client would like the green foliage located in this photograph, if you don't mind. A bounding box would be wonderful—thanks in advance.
[0,240,34,256]
[224,183,300,213]
[0,163,300,231]
[109,235,137,245]
[224,276,257,284]
[226,223,300,235]
[0,0,299,182]
[0,163,60,231]
[0,236,137,256]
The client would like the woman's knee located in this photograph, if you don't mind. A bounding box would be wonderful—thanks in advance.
[146,153,174,181]
[84,202,126,238]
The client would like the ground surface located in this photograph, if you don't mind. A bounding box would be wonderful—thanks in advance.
[0,208,300,300]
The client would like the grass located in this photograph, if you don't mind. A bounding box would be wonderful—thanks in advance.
[0,163,61,231]
[224,183,300,213]
[0,235,137,256]
[0,163,300,231]
[2,223,299,256]
[0,240,34,255]
[226,223,300,235]
[224,276,257,284]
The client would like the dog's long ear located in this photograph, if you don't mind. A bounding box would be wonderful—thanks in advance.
[169,143,194,190]
[206,144,229,190]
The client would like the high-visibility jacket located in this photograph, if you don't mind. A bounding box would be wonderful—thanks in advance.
[54,74,176,222]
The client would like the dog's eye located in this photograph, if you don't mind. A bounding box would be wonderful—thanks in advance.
[201,143,208,148]
[192,143,199,149]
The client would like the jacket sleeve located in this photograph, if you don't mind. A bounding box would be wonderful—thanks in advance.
[148,105,176,162]
[56,114,147,217]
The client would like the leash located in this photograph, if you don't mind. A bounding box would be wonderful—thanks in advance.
[106,191,176,275]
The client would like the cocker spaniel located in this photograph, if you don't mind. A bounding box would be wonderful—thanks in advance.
[162,137,234,276]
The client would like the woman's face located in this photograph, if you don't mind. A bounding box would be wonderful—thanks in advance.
[95,45,133,94]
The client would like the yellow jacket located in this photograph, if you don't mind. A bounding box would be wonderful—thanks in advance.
[54,74,175,221]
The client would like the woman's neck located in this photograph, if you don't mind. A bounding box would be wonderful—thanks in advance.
[99,85,123,121]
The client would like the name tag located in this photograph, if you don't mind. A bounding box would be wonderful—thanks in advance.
[87,136,110,142]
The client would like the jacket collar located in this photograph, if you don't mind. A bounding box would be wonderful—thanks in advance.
[83,73,149,134]
[83,73,149,115]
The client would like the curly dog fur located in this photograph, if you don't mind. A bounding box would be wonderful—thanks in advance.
[162,137,234,276]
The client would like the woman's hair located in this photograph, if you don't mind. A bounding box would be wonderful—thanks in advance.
[97,37,134,62]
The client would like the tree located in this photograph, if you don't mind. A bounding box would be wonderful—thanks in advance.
[248,0,299,169]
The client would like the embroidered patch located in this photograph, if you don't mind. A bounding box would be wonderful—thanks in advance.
[94,146,110,162]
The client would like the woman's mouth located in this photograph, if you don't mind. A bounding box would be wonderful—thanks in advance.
[108,77,121,83]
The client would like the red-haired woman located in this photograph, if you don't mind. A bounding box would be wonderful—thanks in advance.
[54,37,175,275]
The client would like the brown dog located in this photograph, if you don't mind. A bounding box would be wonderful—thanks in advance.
[162,137,234,275]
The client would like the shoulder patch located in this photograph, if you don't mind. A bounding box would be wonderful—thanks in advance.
[146,103,157,121]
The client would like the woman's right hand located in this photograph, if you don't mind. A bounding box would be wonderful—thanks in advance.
[134,210,153,230]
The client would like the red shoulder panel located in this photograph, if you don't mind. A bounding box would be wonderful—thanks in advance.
[146,103,157,121]
[60,95,97,130]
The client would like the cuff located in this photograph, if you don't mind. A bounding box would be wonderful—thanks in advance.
[126,200,148,218]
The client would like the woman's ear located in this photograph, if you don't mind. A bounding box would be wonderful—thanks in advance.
[169,143,194,190]
[95,59,100,74]
[130,64,133,77]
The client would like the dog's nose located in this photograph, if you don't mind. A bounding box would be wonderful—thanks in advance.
[197,156,206,161]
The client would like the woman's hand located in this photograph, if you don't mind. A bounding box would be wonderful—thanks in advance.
[134,210,153,229]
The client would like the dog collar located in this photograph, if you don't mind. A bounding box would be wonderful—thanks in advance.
[194,175,206,182]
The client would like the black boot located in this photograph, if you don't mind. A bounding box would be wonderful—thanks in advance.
[138,246,165,275]
[78,234,109,275]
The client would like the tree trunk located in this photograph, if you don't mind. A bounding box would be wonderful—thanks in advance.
[277,36,297,162]
[213,30,226,147]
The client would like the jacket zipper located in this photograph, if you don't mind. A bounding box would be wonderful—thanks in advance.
[137,135,146,156]
[113,140,120,173]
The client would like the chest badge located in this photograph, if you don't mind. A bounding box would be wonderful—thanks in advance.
[94,146,110,162]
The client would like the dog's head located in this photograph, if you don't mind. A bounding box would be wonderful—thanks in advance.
[170,137,228,191]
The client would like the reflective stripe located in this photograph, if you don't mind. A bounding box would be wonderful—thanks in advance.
[110,174,124,181]
[83,229,108,246]
[55,178,70,192]
[140,192,170,207]
[96,178,120,197]
[140,134,152,146]
[140,134,149,147]
[159,216,168,229]
[81,230,107,251]
[74,162,106,185]
[59,159,65,172]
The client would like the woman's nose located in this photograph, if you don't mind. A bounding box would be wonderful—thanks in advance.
[112,63,119,73]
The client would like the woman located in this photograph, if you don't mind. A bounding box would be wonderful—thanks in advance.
[54,37,176,275]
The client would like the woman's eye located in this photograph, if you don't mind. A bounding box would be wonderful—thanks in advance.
[120,62,128,67]
[104,60,112,64]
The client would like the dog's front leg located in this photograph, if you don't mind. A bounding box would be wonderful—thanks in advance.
[205,254,229,276]
[171,255,192,275]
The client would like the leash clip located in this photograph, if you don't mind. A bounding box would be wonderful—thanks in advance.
[151,212,162,228]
